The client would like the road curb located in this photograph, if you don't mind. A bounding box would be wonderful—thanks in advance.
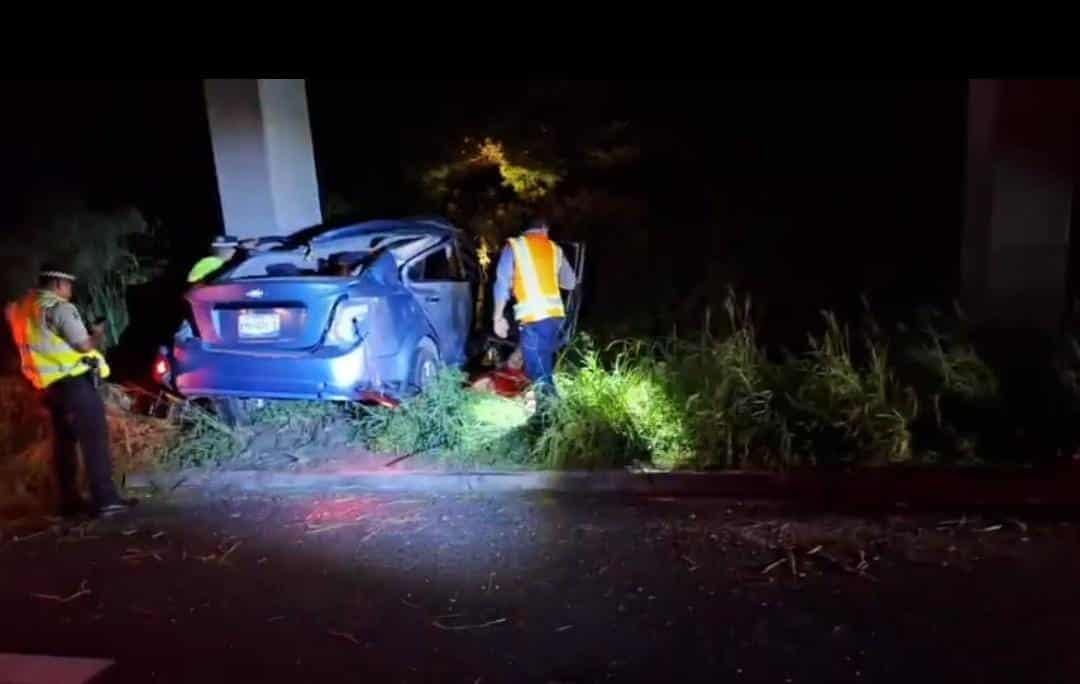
[126,466,1080,508]
[128,470,781,496]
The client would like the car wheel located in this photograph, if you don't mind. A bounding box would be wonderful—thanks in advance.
[209,397,248,427]
[412,338,440,393]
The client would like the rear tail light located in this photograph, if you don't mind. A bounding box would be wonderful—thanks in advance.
[152,348,171,385]
[326,298,375,347]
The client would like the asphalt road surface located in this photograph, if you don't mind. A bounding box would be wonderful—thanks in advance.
[2,490,1080,683]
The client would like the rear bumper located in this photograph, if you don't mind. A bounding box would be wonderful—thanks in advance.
[172,340,403,401]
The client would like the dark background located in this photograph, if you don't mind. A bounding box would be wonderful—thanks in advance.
[0,79,970,343]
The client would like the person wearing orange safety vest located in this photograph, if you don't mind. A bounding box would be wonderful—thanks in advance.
[4,264,132,518]
[492,217,578,394]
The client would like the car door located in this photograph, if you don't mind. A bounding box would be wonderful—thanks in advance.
[556,241,586,344]
[405,240,472,364]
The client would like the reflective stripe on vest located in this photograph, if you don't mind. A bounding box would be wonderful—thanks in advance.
[508,235,565,324]
[4,291,109,389]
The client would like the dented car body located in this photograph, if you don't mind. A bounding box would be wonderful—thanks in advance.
[162,216,585,406]
[168,218,479,403]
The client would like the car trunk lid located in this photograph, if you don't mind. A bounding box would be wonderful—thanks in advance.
[186,278,348,352]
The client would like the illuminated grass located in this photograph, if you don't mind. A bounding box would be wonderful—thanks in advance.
[533,338,694,469]
[351,369,533,467]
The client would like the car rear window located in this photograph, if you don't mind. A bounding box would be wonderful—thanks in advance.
[218,235,431,281]
[221,252,321,280]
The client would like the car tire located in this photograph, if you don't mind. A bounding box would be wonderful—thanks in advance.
[411,338,440,394]
[209,397,248,428]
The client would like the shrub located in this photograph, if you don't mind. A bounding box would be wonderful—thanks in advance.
[669,294,792,469]
[787,313,918,466]
[351,368,532,467]
[532,336,694,469]
[0,202,155,349]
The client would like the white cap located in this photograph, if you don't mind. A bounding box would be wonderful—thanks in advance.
[39,269,76,281]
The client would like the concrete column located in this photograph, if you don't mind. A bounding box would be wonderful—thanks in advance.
[204,79,322,239]
[963,79,1078,331]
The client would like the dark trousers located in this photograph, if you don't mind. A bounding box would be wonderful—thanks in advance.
[43,374,119,509]
[520,317,563,394]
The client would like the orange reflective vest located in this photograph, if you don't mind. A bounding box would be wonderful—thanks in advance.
[508,234,565,324]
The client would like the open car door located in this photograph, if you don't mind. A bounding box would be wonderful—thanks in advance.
[556,241,586,345]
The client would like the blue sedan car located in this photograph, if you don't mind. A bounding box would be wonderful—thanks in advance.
[165,218,485,411]
[161,216,585,418]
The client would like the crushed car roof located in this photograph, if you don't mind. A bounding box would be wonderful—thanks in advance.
[284,217,459,248]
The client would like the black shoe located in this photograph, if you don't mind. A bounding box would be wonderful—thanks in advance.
[96,498,137,518]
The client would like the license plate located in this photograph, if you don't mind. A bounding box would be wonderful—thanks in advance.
[238,312,280,338]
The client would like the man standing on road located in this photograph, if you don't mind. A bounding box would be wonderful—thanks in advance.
[492,217,578,396]
[5,264,132,517]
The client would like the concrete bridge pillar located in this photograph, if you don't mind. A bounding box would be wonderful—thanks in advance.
[963,79,1079,331]
[203,78,322,240]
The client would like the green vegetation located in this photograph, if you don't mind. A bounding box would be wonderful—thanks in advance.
[354,292,1030,471]
[3,290,1078,514]
[155,403,245,470]
[350,369,532,468]
[531,337,694,470]
[0,202,158,350]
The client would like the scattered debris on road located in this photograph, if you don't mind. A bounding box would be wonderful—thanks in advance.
[32,579,91,603]
[121,547,166,563]
[327,629,364,646]
[762,557,787,575]
[432,616,509,631]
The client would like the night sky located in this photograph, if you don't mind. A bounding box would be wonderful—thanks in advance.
[0,79,971,336]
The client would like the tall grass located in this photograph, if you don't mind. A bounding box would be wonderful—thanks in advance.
[786,312,918,466]
[351,291,1016,470]
[668,295,791,469]
[157,403,246,469]
[535,294,919,470]
[4,291,1061,487]
[532,337,694,469]
[351,368,532,467]
[904,305,999,405]
[0,203,156,349]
